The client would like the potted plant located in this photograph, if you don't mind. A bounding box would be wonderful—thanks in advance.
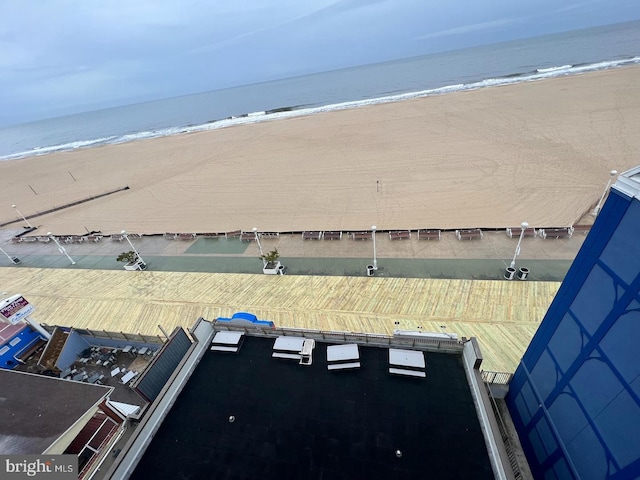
[259,248,282,275]
[117,251,146,271]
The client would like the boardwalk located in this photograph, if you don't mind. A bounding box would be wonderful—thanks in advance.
[0,267,559,372]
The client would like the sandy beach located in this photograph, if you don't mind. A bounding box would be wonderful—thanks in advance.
[1,66,639,235]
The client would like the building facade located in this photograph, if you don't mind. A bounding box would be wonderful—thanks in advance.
[507,167,640,479]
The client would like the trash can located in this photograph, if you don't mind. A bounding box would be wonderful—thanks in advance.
[504,267,516,280]
[11,257,20,265]
[517,267,530,280]
[366,265,375,277]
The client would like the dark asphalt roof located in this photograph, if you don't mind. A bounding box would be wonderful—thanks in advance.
[0,369,112,454]
[132,336,493,480]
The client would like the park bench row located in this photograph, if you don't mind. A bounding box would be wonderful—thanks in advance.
[11,225,586,245]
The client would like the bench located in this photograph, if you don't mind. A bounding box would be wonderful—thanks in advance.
[21,236,37,242]
[389,230,411,240]
[506,227,537,238]
[351,232,372,240]
[67,235,85,243]
[272,352,302,360]
[328,362,361,370]
[389,368,426,378]
[210,345,239,352]
[261,232,280,238]
[164,233,177,240]
[11,237,22,244]
[226,230,242,238]
[240,231,255,241]
[417,229,441,240]
[111,234,124,242]
[178,233,196,241]
[86,235,102,243]
[456,229,483,240]
[302,231,322,240]
[323,231,342,240]
[36,236,51,243]
[539,227,573,239]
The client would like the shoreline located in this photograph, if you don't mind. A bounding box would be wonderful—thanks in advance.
[1,66,639,235]
[2,58,638,163]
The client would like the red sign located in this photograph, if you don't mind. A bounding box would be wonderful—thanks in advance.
[0,295,32,322]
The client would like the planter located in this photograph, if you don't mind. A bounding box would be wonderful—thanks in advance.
[263,261,281,275]
[124,259,147,271]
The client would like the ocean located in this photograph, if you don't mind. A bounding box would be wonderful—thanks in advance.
[1,19,639,162]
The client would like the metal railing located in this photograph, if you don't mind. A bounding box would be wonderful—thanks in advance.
[210,322,464,353]
[482,370,513,385]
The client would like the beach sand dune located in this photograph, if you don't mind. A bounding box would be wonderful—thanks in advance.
[1,66,639,235]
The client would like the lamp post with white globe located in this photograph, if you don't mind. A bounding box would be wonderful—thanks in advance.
[372,225,378,271]
[48,232,76,265]
[510,222,529,270]
[12,205,33,228]
[593,170,618,216]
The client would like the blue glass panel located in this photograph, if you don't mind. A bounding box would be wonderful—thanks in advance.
[515,392,532,425]
[593,389,640,468]
[553,458,574,480]
[565,424,608,480]
[599,307,640,385]
[520,380,540,423]
[571,359,624,418]
[536,415,558,457]
[631,375,640,399]
[531,350,560,400]
[529,428,548,464]
[548,313,583,373]
[548,392,588,443]
[600,200,640,286]
[570,265,615,335]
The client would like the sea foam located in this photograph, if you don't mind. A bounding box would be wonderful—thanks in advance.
[2,56,639,162]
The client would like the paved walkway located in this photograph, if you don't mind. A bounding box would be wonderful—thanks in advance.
[1,228,586,281]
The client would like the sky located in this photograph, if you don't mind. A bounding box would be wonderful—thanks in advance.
[1,0,639,127]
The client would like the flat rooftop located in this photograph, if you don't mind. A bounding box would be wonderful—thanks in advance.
[130,336,493,479]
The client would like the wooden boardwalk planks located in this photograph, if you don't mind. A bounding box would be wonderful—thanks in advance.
[0,268,559,373]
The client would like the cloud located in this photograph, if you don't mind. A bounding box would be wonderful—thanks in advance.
[553,0,600,14]
[415,18,525,41]
[1,0,639,126]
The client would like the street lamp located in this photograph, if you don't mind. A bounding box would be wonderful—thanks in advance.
[593,170,618,216]
[372,225,378,271]
[121,230,145,265]
[510,222,528,269]
[0,246,20,264]
[253,227,264,257]
[12,204,33,228]
[47,232,76,265]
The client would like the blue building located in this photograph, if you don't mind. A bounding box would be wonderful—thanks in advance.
[507,167,640,479]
